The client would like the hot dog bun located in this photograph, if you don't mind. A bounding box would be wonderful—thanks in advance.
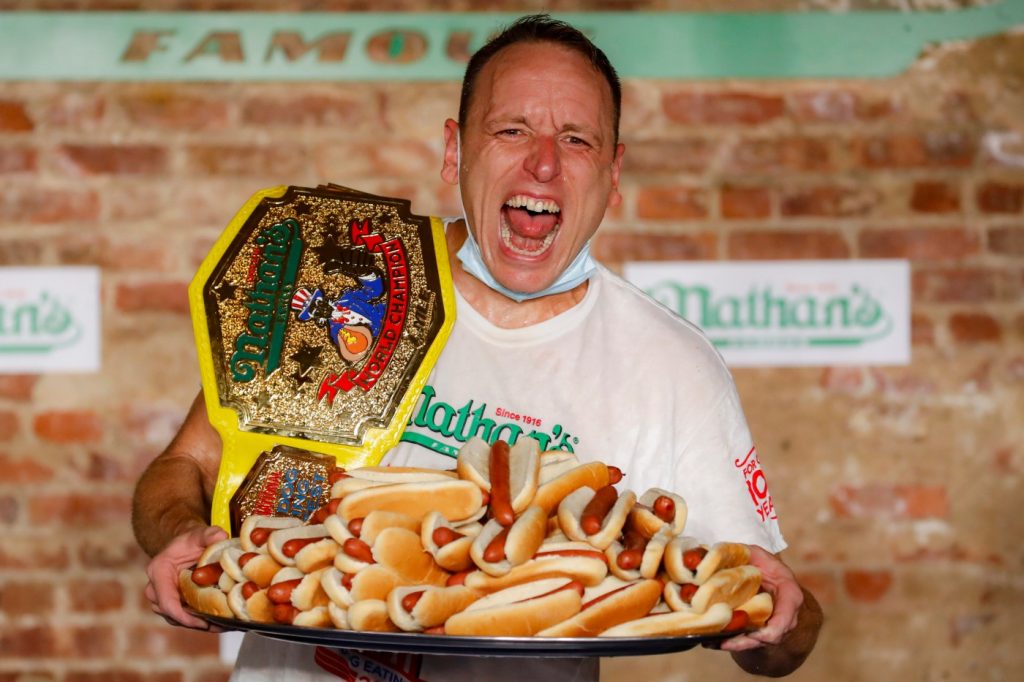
[693,542,751,584]
[538,578,662,637]
[627,488,688,539]
[690,565,762,613]
[460,436,544,509]
[339,479,483,525]
[240,515,302,553]
[469,506,547,577]
[599,601,733,637]
[421,511,481,573]
[371,527,449,586]
[240,552,283,588]
[386,584,481,632]
[737,591,774,628]
[444,578,583,637]
[531,461,610,516]
[348,599,400,632]
[662,536,704,584]
[293,605,332,628]
[227,581,274,623]
[266,524,333,568]
[557,486,636,550]
[464,542,609,593]
[178,568,232,618]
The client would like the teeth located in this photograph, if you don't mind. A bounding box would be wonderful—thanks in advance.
[505,196,560,213]
[500,221,558,256]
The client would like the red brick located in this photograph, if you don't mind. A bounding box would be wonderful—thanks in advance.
[0,240,43,265]
[912,313,936,346]
[0,146,37,173]
[843,569,893,602]
[56,235,174,272]
[195,670,232,682]
[976,181,1024,213]
[663,90,785,126]
[76,451,132,482]
[29,493,132,526]
[0,625,58,657]
[781,185,878,217]
[727,230,850,259]
[988,226,1024,256]
[819,367,865,394]
[726,137,834,174]
[0,375,38,401]
[69,626,116,658]
[0,411,19,440]
[949,312,1002,343]
[241,94,372,127]
[117,89,230,131]
[0,100,34,132]
[622,138,718,174]
[0,453,53,483]
[794,570,838,606]
[0,673,56,682]
[121,405,188,447]
[853,132,976,168]
[0,536,70,569]
[0,186,100,223]
[636,186,709,220]
[185,144,308,177]
[859,227,980,261]
[33,410,103,444]
[910,180,961,213]
[0,496,15,524]
[129,624,221,657]
[788,89,897,123]
[45,90,106,129]
[829,484,947,519]
[66,672,183,682]
[592,231,718,262]
[0,580,55,616]
[114,281,190,314]
[56,144,169,176]
[720,186,772,219]
[68,579,125,612]
[913,267,1018,304]
[78,538,146,569]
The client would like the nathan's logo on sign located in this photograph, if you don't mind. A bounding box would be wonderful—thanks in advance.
[230,218,304,382]
[646,282,892,347]
[0,267,100,374]
[624,260,911,367]
[288,218,411,405]
[400,384,579,458]
[0,291,81,354]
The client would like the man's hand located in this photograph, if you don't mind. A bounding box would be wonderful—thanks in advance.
[144,525,227,630]
[714,546,823,676]
[720,545,802,652]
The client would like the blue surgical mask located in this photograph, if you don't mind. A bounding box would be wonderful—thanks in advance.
[453,132,598,302]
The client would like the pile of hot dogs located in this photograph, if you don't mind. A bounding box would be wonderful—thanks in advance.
[179,437,773,638]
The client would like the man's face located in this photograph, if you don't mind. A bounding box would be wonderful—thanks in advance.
[442,41,624,295]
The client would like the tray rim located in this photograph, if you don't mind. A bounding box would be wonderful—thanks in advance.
[197,611,742,658]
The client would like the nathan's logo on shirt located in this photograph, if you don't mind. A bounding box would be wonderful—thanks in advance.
[400,384,579,457]
[229,218,304,382]
[736,446,776,522]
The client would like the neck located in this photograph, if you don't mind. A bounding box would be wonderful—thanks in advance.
[445,220,589,330]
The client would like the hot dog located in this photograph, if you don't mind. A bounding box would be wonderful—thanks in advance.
[662,535,706,585]
[599,601,734,637]
[469,506,547,577]
[421,511,483,573]
[444,577,584,637]
[324,508,421,548]
[227,580,274,623]
[456,437,541,521]
[266,524,339,573]
[605,525,674,581]
[363,526,450,587]
[239,515,303,553]
[178,567,232,618]
[531,461,612,516]
[690,542,752,584]
[557,486,636,550]
[736,591,774,628]
[537,578,663,637]
[626,488,688,539]
[339,479,484,526]
[386,584,481,632]
[463,540,609,593]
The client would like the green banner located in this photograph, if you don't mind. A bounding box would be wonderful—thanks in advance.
[0,5,1021,81]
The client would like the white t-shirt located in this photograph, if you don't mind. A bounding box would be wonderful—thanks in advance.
[231,266,786,681]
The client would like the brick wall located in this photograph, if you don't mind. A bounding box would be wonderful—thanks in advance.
[1,4,1022,682]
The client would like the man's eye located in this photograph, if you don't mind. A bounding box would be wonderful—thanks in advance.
[498,128,522,137]
[565,136,590,147]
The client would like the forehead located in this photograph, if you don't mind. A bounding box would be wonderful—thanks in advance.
[467,41,614,129]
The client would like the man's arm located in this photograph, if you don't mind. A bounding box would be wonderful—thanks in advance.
[720,547,824,677]
[132,391,226,629]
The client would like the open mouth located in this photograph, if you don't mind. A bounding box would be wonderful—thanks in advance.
[500,195,562,256]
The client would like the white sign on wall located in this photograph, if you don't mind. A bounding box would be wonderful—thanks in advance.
[623,260,910,367]
[0,267,101,373]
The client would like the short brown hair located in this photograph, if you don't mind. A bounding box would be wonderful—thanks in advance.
[458,14,622,144]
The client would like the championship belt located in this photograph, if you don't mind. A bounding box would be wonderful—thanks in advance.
[189,185,455,533]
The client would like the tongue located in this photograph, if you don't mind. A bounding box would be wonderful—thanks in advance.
[505,206,559,237]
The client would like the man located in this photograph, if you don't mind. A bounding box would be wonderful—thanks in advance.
[133,15,822,681]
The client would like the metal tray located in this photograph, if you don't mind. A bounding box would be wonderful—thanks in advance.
[198,612,738,657]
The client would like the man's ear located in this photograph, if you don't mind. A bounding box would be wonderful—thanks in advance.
[607,142,626,209]
[441,118,460,185]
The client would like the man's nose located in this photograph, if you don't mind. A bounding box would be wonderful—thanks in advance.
[524,136,561,182]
